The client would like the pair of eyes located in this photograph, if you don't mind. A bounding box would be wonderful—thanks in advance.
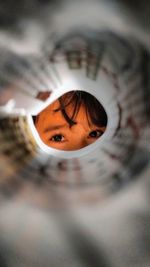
[50,129,104,142]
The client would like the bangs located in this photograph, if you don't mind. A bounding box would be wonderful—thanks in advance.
[54,91,107,128]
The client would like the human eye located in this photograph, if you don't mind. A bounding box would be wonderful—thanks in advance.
[50,134,65,142]
[88,129,104,138]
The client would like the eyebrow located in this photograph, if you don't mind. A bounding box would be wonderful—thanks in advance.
[44,124,67,133]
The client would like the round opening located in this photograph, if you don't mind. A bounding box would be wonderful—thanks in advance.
[32,90,108,152]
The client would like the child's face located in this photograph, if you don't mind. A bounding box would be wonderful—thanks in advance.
[35,100,106,151]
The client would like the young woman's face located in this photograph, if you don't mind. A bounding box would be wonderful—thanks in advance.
[35,99,106,151]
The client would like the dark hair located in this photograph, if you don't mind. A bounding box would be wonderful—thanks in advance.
[54,91,107,128]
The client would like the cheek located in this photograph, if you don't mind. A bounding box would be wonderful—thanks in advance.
[35,113,54,145]
[35,115,45,137]
[35,116,41,132]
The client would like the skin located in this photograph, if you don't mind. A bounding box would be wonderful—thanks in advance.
[35,99,106,151]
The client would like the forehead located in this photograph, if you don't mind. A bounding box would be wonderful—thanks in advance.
[38,99,90,124]
[42,99,60,113]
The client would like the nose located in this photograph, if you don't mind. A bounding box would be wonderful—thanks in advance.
[69,124,90,150]
[71,137,88,150]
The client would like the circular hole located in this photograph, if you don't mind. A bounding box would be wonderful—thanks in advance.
[33,90,108,151]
